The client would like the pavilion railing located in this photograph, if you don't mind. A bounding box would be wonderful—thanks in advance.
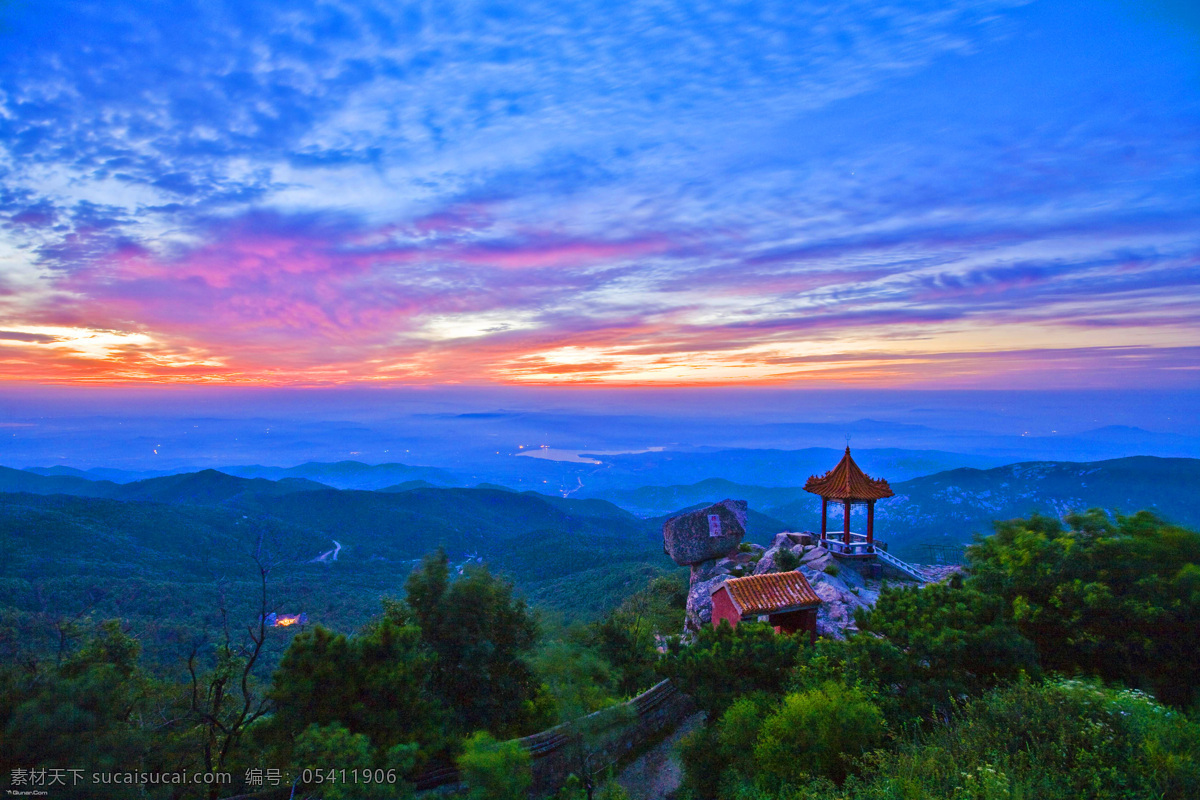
[820,532,890,555]
[822,539,875,556]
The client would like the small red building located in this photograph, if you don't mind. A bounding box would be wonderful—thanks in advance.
[710,572,821,638]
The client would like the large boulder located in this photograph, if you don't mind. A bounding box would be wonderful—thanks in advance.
[799,544,833,573]
[663,499,748,566]
[770,531,815,549]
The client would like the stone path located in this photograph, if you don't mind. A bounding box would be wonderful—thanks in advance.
[616,712,704,800]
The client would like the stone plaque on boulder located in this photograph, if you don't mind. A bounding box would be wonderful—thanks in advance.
[663,499,748,566]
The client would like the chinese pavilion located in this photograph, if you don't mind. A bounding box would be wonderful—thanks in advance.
[804,447,894,557]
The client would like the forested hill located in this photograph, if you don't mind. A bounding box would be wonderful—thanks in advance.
[0,480,695,666]
[6,455,1199,560]
[757,456,1200,556]
[876,455,1200,547]
[0,465,331,503]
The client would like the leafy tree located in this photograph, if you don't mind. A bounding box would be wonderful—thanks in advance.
[0,621,153,799]
[658,621,800,717]
[584,575,685,696]
[263,616,445,768]
[288,723,416,800]
[794,575,1038,722]
[677,693,775,798]
[532,639,633,800]
[969,510,1200,706]
[406,550,548,737]
[456,731,532,800]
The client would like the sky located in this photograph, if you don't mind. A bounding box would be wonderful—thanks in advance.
[0,0,1197,389]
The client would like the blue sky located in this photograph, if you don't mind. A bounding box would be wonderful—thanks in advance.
[0,0,1197,387]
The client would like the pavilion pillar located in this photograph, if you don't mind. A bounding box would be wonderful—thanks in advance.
[843,500,851,545]
[820,497,827,541]
[867,500,875,546]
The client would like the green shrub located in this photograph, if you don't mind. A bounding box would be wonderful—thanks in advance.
[776,549,800,571]
[677,724,726,799]
[823,563,840,577]
[798,679,1200,800]
[739,543,754,553]
[675,693,776,800]
[658,622,801,717]
[695,678,1200,800]
[554,773,630,800]
[457,731,532,800]
[792,577,1038,722]
[968,510,1200,707]
[753,682,885,785]
[290,724,415,799]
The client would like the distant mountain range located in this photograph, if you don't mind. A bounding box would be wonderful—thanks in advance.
[20,447,1011,494]
[7,455,1198,546]
[3,453,1196,665]
[0,466,331,502]
[24,461,457,490]
[220,461,458,490]
[873,456,1200,556]
[597,456,1200,560]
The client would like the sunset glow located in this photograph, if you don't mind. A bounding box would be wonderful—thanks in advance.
[0,1,1196,388]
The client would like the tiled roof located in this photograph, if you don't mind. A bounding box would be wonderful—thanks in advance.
[713,571,821,615]
[803,447,894,501]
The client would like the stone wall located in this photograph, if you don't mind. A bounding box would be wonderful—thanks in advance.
[412,680,696,797]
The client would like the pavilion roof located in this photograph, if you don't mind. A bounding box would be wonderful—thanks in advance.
[712,571,821,615]
[803,447,894,501]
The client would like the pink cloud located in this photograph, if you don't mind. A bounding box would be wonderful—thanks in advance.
[16,210,685,380]
[456,235,670,269]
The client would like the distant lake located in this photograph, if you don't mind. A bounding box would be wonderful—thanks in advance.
[515,446,665,464]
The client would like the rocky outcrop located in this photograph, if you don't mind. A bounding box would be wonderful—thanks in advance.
[685,574,728,632]
[749,532,810,574]
[690,549,755,583]
[683,546,764,632]
[672,513,930,638]
[692,528,930,638]
[663,499,748,566]
[801,568,876,639]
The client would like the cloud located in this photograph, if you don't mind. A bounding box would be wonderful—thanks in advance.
[0,0,1196,387]
[0,330,59,343]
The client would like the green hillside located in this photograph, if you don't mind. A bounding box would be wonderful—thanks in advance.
[0,480,679,667]
[6,455,1197,668]
[0,465,119,497]
[765,456,1200,558]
